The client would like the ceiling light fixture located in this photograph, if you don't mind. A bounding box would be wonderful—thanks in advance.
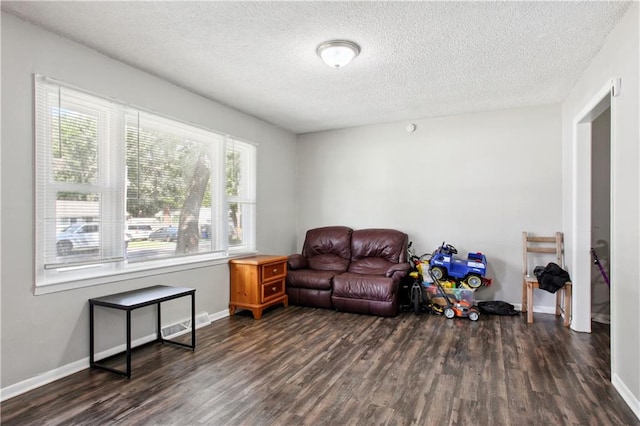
[317,40,360,69]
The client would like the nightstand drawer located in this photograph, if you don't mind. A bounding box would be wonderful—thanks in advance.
[261,261,286,282]
[261,279,284,302]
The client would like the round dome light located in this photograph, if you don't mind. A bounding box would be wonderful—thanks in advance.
[317,40,361,69]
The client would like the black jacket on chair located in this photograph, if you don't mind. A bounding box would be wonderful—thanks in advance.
[534,262,571,293]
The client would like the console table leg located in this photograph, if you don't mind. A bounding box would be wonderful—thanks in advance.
[89,304,95,365]
[157,302,162,342]
[126,310,132,379]
[191,293,196,349]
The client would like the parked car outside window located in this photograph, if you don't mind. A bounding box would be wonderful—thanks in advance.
[56,223,100,255]
[127,224,153,241]
[148,227,178,242]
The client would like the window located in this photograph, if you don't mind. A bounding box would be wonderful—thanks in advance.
[226,138,257,250]
[35,75,256,290]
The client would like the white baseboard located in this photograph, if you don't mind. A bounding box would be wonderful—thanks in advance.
[613,373,640,420]
[0,308,228,402]
[209,308,230,322]
[509,303,556,315]
[591,312,611,324]
[0,333,157,402]
[474,299,557,315]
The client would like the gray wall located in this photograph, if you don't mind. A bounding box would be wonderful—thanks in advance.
[297,104,563,308]
[0,13,297,391]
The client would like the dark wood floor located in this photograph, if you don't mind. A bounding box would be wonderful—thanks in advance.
[2,306,638,425]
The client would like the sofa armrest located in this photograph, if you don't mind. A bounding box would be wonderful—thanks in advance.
[385,262,411,278]
[287,254,308,270]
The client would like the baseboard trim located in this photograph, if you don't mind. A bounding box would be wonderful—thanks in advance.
[591,312,611,324]
[508,303,556,315]
[209,309,230,322]
[0,308,228,402]
[0,334,157,402]
[612,373,640,420]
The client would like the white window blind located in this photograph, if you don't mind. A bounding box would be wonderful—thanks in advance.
[226,138,257,251]
[124,110,226,262]
[35,78,126,278]
[34,75,257,290]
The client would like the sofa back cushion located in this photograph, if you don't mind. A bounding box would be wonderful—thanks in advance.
[348,228,408,275]
[302,226,353,272]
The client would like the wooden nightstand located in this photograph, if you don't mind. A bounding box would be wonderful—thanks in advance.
[229,255,288,319]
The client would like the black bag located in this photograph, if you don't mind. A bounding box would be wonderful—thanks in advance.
[534,262,571,293]
[477,301,519,316]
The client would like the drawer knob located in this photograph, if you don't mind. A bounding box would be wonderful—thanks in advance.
[273,268,278,274]
[272,286,277,292]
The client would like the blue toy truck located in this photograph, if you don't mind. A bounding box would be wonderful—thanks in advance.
[429,242,487,288]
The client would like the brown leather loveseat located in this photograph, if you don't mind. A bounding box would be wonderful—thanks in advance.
[286,226,410,316]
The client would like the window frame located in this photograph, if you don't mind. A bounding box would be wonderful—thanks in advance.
[33,75,257,295]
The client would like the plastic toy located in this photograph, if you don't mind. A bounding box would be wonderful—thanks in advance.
[429,242,487,289]
[405,242,431,315]
[427,270,480,321]
[443,296,479,321]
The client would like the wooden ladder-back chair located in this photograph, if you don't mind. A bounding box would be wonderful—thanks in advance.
[522,232,572,326]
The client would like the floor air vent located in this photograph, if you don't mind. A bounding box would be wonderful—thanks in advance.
[161,312,211,339]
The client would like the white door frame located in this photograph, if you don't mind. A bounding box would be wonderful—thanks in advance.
[570,80,614,333]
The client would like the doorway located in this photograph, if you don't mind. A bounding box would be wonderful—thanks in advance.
[572,86,615,385]
[570,81,613,334]
[590,107,611,324]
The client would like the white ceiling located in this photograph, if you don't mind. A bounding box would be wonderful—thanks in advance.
[2,1,632,134]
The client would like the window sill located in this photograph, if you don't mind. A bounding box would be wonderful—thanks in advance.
[33,251,258,295]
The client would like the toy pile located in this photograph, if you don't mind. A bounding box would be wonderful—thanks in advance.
[405,241,491,320]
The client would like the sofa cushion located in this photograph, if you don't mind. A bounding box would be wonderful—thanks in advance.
[348,257,396,276]
[286,269,337,291]
[333,273,395,302]
[302,226,353,272]
[308,253,350,271]
[348,228,408,274]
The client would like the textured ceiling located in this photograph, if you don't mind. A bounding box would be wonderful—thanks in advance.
[1,1,632,134]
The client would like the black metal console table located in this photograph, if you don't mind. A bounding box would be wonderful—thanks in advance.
[89,285,196,379]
